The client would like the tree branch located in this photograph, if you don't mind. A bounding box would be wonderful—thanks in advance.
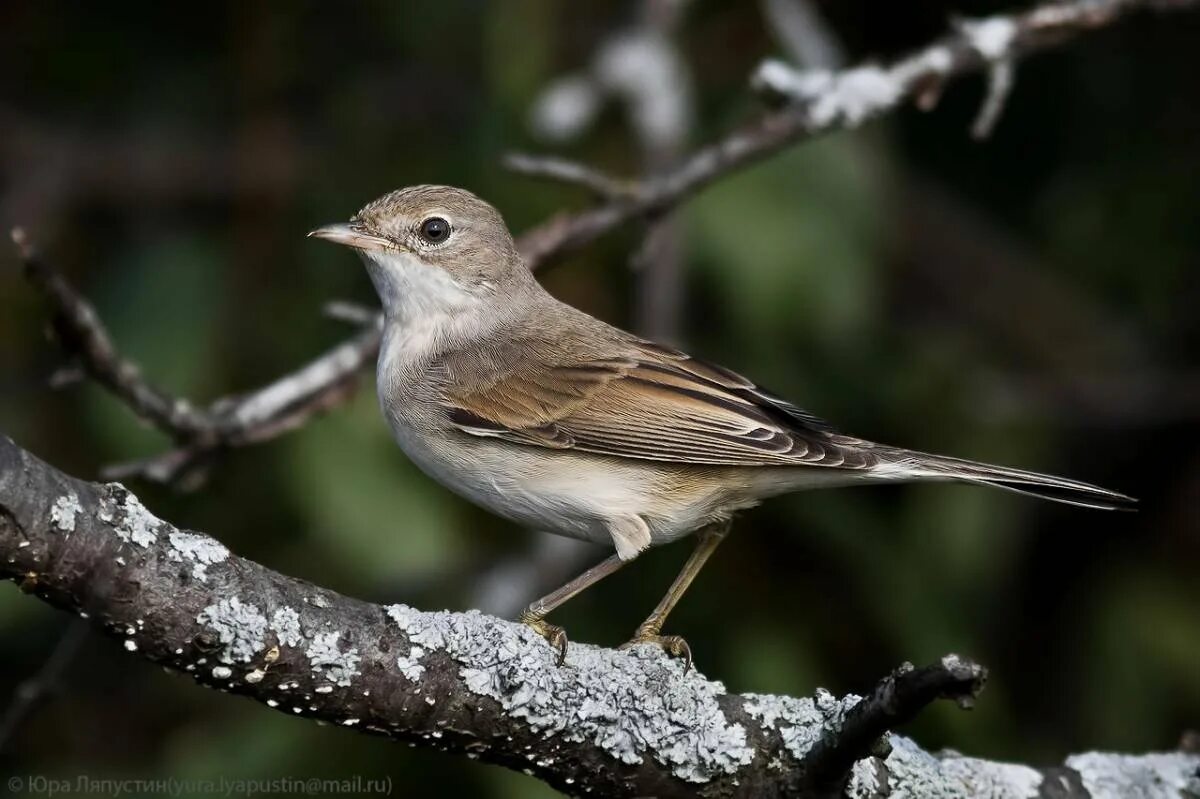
[1,437,1196,797]
[12,228,381,485]
[519,0,1198,267]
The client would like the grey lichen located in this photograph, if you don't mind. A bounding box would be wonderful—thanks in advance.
[742,688,861,761]
[395,645,426,682]
[196,597,268,664]
[306,631,361,687]
[49,492,81,533]
[384,604,754,783]
[270,607,302,647]
[846,735,1044,798]
[167,531,229,582]
[1066,751,1200,798]
[99,484,161,548]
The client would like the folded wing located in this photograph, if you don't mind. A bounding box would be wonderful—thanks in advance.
[441,337,877,469]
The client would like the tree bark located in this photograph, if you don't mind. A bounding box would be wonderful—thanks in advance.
[2,436,1195,798]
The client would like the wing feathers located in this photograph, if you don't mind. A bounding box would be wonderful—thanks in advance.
[441,339,873,470]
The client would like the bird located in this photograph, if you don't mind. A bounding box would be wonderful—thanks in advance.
[309,185,1135,668]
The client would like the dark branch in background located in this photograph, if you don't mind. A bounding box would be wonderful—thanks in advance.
[517,0,1197,265]
[3,437,1196,798]
[0,618,88,753]
[503,153,638,202]
[12,228,380,486]
[15,228,213,438]
[11,0,1197,488]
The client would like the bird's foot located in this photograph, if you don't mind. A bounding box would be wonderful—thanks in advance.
[518,609,569,666]
[618,630,692,673]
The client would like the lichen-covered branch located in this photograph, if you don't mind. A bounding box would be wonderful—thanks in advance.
[2,436,1196,798]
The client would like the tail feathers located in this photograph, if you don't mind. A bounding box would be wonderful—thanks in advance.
[882,450,1137,511]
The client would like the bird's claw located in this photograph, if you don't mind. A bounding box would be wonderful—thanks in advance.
[619,632,693,673]
[519,610,570,666]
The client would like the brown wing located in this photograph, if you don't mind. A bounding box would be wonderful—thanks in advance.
[440,336,878,470]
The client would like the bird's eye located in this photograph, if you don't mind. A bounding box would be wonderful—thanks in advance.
[418,217,451,244]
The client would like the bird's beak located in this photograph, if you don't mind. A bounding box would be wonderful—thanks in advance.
[307,223,391,252]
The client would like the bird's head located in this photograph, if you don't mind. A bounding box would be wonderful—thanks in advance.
[309,185,529,322]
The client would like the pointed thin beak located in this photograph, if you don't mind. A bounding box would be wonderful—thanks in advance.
[307,223,391,252]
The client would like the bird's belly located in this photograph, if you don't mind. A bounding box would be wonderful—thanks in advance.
[381,413,721,548]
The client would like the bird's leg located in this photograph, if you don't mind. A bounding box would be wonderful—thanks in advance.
[618,520,730,671]
[518,552,628,666]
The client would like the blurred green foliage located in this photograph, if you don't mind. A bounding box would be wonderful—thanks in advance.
[1,1,1197,796]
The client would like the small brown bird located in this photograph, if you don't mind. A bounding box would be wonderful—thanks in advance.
[310,185,1134,667]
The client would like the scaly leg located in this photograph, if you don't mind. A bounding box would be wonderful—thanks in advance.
[518,552,628,666]
[618,520,730,671]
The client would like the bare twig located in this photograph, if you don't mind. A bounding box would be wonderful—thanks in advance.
[3,437,1197,797]
[13,227,381,484]
[0,618,89,753]
[760,0,845,70]
[523,0,1197,267]
[322,300,380,327]
[503,153,637,201]
[14,228,212,440]
[972,58,1016,138]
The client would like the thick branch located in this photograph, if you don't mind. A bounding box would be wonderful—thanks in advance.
[2,436,1196,797]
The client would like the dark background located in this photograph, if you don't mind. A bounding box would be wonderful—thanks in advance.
[1,1,1197,797]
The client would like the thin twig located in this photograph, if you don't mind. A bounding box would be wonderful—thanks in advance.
[13,227,381,485]
[13,228,212,440]
[972,59,1016,139]
[0,619,90,753]
[760,0,845,70]
[521,0,1194,268]
[504,153,638,201]
[322,300,381,326]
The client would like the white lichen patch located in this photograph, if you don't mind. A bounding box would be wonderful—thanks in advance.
[743,688,861,761]
[49,493,81,533]
[385,604,754,783]
[396,645,426,682]
[99,484,162,548]
[1066,751,1200,799]
[306,631,361,687]
[167,531,229,582]
[962,16,1017,60]
[196,597,268,664]
[846,735,1044,798]
[270,607,302,647]
[212,666,232,680]
[752,62,903,128]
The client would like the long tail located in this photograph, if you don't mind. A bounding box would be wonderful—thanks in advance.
[878,448,1137,511]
